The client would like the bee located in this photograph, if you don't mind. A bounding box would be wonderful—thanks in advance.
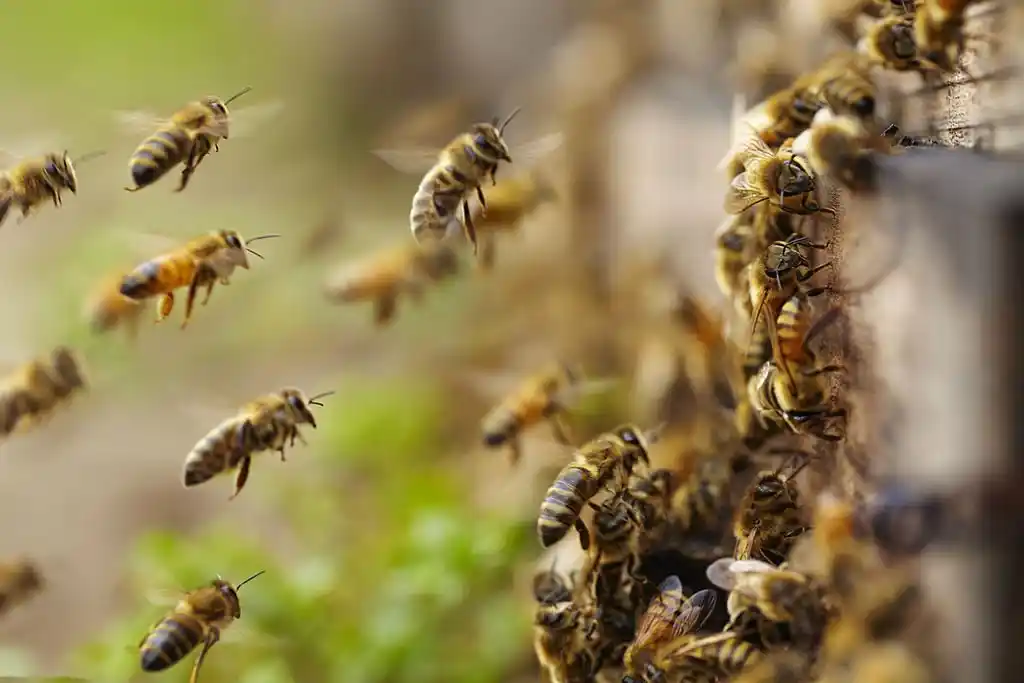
[620,577,718,683]
[914,0,977,73]
[741,81,825,153]
[661,630,764,680]
[733,454,810,563]
[714,214,756,315]
[749,298,848,441]
[480,362,584,466]
[138,570,264,683]
[182,388,334,500]
[117,230,279,329]
[0,559,44,618]
[85,270,146,340]
[817,55,878,120]
[373,110,563,254]
[123,87,253,193]
[725,133,836,218]
[800,111,895,193]
[0,149,105,228]
[463,170,558,270]
[666,457,735,539]
[323,241,460,327]
[730,650,812,683]
[707,558,829,651]
[862,14,928,72]
[532,564,599,683]
[0,346,87,438]
[537,424,657,549]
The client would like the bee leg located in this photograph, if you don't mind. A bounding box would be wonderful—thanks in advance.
[506,437,522,466]
[201,280,216,306]
[573,517,591,550]
[461,201,479,255]
[475,185,488,211]
[188,627,221,683]
[183,264,214,329]
[373,294,398,326]
[0,196,11,228]
[176,144,200,194]
[229,456,252,500]
[156,293,175,322]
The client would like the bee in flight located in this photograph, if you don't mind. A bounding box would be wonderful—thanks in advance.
[0,346,87,438]
[323,240,460,326]
[120,87,277,193]
[0,149,105,228]
[0,558,44,619]
[373,109,562,255]
[117,230,279,329]
[85,269,146,340]
[138,570,264,683]
[183,388,334,500]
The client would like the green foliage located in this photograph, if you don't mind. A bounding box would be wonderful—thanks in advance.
[73,376,536,683]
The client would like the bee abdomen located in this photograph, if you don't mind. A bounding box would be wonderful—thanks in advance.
[183,432,237,487]
[139,614,202,672]
[129,129,190,188]
[119,261,165,299]
[537,466,592,547]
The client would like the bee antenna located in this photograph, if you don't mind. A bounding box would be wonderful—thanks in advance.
[224,86,253,106]
[307,390,335,406]
[245,248,265,260]
[498,106,523,134]
[74,150,106,164]
[245,234,281,244]
[234,570,266,590]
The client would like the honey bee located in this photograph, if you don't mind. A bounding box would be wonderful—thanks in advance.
[463,170,558,270]
[0,346,87,438]
[862,14,928,71]
[749,298,847,441]
[733,454,810,563]
[668,458,732,536]
[620,577,718,683]
[914,0,978,73]
[817,56,878,120]
[800,111,896,193]
[117,230,279,329]
[138,570,264,683]
[480,362,585,466]
[122,87,253,193]
[0,149,105,228]
[725,133,835,218]
[537,424,657,549]
[713,214,757,315]
[707,558,829,651]
[0,559,43,618]
[323,241,460,326]
[662,630,764,680]
[84,270,146,340]
[373,110,562,254]
[532,564,600,683]
[182,388,334,500]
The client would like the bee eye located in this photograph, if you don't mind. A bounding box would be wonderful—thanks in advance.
[288,396,304,411]
[620,429,638,444]
[227,236,242,249]
[44,162,58,176]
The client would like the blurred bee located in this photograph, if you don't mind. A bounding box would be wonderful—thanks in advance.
[462,170,558,270]
[0,149,105,228]
[819,643,932,683]
[862,14,927,72]
[818,55,878,121]
[122,87,253,193]
[914,0,978,72]
[182,388,334,500]
[0,559,43,618]
[733,454,810,563]
[537,424,657,549]
[532,563,600,683]
[323,241,460,327]
[725,133,835,218]
[730,649,812,683]
[800,111,896,193]
[0,346,87,438]
[85,270,146,340]
[480,362,588,466]
[707,558,829,651]
[373,110,562,254]
[714,214,757,317]
[662,630,764,680]
[750,298,847,441]
[118,230,279,329]
[668,458,733,537]
[620,577,718,683]
[138,570,264,683]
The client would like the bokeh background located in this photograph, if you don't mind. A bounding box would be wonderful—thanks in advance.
[0,1,1006,682]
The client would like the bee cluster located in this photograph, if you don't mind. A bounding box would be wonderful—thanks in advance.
[0,1,1006,681]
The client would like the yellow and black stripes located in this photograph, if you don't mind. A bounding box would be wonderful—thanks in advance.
[139,614,203,672]
[537,464,598,547]
[127,125,192,190]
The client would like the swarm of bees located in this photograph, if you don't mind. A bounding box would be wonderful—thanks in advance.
[0,1,1004,680]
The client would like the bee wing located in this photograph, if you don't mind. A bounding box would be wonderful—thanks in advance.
[551,377,620,407]
[631,575,687,652]
[0,133,66,166]
[225,101,286,138]
[372,147,444,175]
[143,588,186,607]
[512,132,564,166]
[724,171,769,215]
[115,109,172,134]
[705,556,741,591]
[671,588,718,638]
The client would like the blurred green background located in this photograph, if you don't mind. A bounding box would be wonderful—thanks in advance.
[0,1,737,682]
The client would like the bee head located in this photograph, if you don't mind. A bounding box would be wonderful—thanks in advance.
[888,20,918,61]
[201,96,232,139]
[211,578,241,616]
[44,152,77,194]
[281,388,333,428]
[753,474,787,502]
[777,155,814,196]
[534,602,577,629]
[218,230,250,270]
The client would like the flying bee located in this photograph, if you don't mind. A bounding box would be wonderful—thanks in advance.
[0,346,87,438]
[121,87,263,193]
[323,241,460,326]
[733,454,811,563]
[463,170,558,270]
[182,388,334,500]
[138,570,264,683]
[85,269,146,340]
[117,230,279,329]
[707,558,829,651]
[537,423,658,549]
[0,559,44,618]
[620,577,718,683]
[0,149,105,228]
[373,109,563,255]
[725,132,836,218]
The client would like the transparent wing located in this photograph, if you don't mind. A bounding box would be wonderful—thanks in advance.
[227,101,285,138]
[114,109,170,135]
[513,132,564,166]
[705,556,740,591]
[671,588,717,638]
[372,147,443,175]
[143,588,186,608]
[0,132,65,166]
[631,575,687,653]
[724,172,769,214]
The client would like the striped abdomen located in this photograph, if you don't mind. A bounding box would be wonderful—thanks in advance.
[537,464,598,547]
[119,253,197,300]
[129,126,193,190]
[139,612,203,672]
[183,417,248,487]
[410,165,469,243]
